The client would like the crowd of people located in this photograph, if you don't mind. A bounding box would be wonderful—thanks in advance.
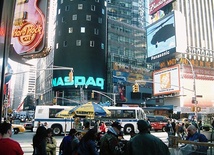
[0,116,211,155]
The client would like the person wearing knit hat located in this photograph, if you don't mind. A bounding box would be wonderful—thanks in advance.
[126,120,170,155]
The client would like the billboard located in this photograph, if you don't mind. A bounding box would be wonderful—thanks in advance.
[149,0,174,15]
[11,0,48,55]
[153,65,180,95]
[147,11,187,62]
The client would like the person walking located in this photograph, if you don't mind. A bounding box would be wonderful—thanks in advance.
[99,121,125,155]
[0,122,24,155]
[46,128,57,155]
[32,125,47,155]
[59,128,77,155]
[179,125,208,155]
[77,129,99,155]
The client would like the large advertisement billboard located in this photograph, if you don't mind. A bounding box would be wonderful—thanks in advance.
[11,0,48,55]
[153,65,180,95]
[149,0,174,15]
[147,11,187,62]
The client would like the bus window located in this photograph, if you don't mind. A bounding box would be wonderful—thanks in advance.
[49,108,64,118]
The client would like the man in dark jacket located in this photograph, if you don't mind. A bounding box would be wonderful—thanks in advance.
[100,121,125,155]
[126,120,170,155]
[59,128,77,155]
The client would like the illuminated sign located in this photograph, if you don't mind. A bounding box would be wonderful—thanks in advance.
[153,65,180,95]
[52,76,104,90]
[147,11,187,62]
[11,0,46,55]
[149,0,174,15]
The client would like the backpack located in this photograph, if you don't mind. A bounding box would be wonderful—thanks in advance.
[179,126,184,133]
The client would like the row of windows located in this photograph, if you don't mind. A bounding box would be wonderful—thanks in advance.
[66,27,99,35]
[60,14,103,24]
[55,41,105,49]
[61,0,100,4]
[58,4,105,15]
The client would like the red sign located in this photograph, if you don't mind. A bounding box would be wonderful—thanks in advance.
[11,0,45,54]
[149,0,174,15]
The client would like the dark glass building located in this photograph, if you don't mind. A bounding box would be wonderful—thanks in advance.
[52,0,107,104]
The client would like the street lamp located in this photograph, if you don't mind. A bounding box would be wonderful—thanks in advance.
[178,56,198,120]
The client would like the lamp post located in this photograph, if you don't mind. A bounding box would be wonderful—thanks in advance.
[180,57,197,120]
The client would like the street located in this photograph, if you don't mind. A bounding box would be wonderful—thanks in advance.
[13,130,168,155]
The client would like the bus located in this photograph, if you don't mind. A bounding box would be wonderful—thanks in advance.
[104,106,146,134]
[33,105,77,135]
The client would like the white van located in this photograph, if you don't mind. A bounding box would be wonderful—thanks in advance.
[33,105,76,135]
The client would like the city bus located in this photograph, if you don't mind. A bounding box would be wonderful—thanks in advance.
[104,106,146,134]
[33,105,77,135]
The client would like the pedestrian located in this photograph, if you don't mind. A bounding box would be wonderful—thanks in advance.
[179,124,208,155]
[211,117,214,129]
[77,128,99,155]
[71,132,82,155]
[165,119,174,146]
[46,128,57,155]
[82,120,90,136]
[171,119,176,136]
[44,122,48,129]
[99,121,107,133]
[126,120,170,155]
[32,125,47,155]
[59,128,77,155]
[0,122,24,155]
[100,121,125,155]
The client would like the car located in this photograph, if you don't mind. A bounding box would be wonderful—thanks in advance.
[24,121,34,131]
[147,115,169,132]
[12,124,26,134]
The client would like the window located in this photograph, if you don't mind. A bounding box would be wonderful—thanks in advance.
[91,5,95,11]
[78,4,83,9]
[86,15,91,21]
[61,0,63,4]
[94,28,99,35]
[62,17,65,22]
[76,40,81,46]
[102,9,105,14]
[95,0,99,2]
[58,9,61,15]
[81,27,85,33]
[90,41,95,47]
[65,5,70,11]
[72,14,77,20]
[56,43,59,49]
[68,27,73,33]
[101,43,104,49]
[63,41,67,47]
[98,17,102,23]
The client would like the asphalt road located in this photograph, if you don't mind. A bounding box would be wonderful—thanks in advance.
[12,130,168,155]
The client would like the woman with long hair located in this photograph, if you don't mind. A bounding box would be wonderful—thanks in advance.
[33,126,47,155]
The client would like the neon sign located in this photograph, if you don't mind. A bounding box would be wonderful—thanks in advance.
[52,76,104,90]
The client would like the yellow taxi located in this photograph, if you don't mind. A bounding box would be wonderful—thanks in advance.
[12,124,26,134]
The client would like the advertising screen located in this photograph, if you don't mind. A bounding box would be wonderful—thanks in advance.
[153,65,180,95]
[147,11,187,62]
[147,12,175,61]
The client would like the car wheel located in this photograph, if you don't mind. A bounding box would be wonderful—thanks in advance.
[124,124,134,135]
[14,128,19,134]
[52,125,62,136]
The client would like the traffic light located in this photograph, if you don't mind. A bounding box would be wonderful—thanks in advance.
[69,70,73,82]
[91,92,94,98]
[132,83,139,92]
